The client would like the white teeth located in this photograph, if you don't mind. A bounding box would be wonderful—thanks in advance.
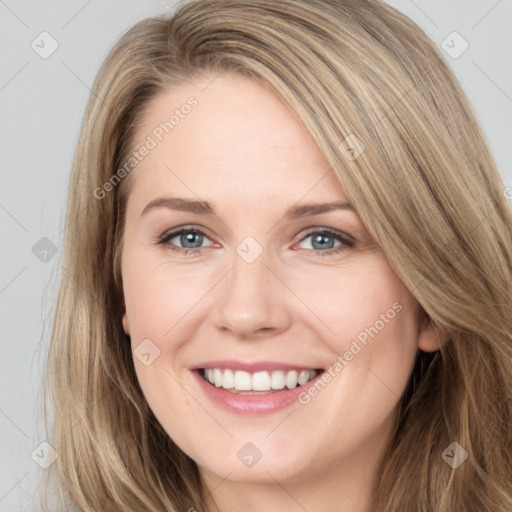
[234,370,252,391]
[214,368,223,387]
[298,370,311,386]
[271,370,286,390]
[252,371,271,391]
[285,370,298,389]
[202,368,318,391]
[223,369,234,389]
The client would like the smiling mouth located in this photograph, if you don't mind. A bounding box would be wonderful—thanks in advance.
[198,368,324,394]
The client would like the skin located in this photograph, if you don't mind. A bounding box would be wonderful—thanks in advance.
[120,72,445,512]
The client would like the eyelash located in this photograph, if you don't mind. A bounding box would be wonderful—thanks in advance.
[157,225,354,257]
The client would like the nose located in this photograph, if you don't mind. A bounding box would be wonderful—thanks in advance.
[213,246,292,340]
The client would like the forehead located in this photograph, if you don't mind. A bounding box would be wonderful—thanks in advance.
[126,73,347,210]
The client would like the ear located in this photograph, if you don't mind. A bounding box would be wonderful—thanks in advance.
[417,309,450,352]
[122,311,130,336]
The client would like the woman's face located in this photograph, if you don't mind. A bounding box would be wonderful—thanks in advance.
[121,73,437,494]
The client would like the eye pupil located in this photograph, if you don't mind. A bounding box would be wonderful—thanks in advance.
[312,233,334,250]
[181,232,202,248]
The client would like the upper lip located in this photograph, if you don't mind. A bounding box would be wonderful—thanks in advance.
[190,360,324,373]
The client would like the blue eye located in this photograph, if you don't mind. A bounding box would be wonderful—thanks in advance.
[158,227,214,253]
[297,229,354,256]
[157,226,354,256]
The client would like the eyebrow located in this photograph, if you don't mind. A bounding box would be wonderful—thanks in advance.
[140,196,354,219]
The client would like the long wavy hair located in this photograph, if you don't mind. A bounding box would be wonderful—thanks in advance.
[42,0,512,510]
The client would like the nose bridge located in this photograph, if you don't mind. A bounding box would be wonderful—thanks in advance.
[213,236,290,338]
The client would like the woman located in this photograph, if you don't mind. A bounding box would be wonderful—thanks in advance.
[42,0,512,511]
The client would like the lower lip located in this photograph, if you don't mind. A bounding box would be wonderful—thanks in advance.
[191,370,324,415]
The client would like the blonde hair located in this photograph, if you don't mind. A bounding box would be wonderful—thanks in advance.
[42,0,512,510]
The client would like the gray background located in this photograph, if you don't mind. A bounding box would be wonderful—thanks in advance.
[1,1,511,510]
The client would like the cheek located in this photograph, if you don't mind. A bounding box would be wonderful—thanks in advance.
[122,256,208,449]
[289,259,421,420]
[285,264,420,457]
[287,259,419,356]
[122,254,212,342]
